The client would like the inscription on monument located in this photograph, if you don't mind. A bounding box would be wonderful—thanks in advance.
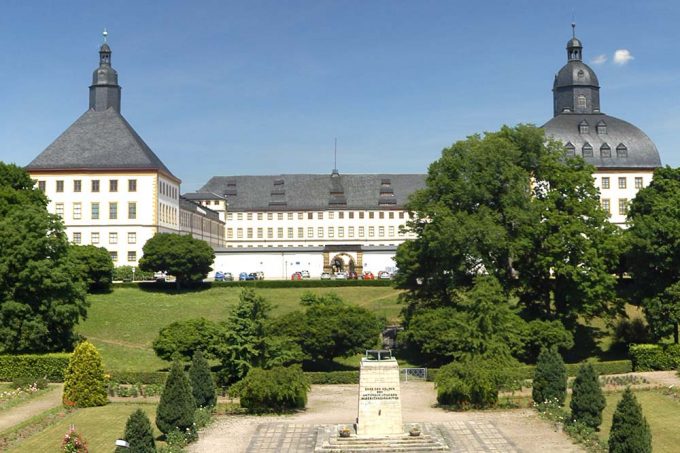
[360,387,399,401]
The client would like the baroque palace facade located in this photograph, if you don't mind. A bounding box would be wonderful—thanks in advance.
[26,28,661,276]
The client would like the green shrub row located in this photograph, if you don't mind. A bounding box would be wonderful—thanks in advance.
[630,344,680,371]
[304,371,360,384]
[106,371,168,385]
[113,279,393,290]
[0,354,71,382]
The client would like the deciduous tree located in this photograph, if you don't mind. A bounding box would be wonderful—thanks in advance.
[138,233,214,288]
[68,244,114,293]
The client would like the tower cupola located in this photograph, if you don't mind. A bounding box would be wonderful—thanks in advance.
[89,30,121,112]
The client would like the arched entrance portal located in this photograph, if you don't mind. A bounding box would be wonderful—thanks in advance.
[330,253,355,274]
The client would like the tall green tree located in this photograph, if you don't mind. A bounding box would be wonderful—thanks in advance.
[570,363,606,430]
[394,125,619,324]
[62,340,108,407]
[626,166,680,342]
[156,360,195,435]
[138,233,214,288]
[116,409,156,453]
[189,350,216,408]
[532,348,567,406]
[68,244,114,293]
[0,162,87,353]
[608,388,651,453]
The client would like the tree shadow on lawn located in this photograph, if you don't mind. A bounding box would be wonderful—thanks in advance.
[563,323,628,363]
[135,281,213,294]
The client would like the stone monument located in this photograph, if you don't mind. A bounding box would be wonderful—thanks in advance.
[356,350,403,436]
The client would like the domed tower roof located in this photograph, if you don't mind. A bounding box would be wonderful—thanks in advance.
[89,30,121,112]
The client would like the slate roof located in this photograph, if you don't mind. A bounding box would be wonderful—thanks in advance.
[198,174,426,211]
[27,108,178,180]
[543,113,661,169]
[182,191,226,201]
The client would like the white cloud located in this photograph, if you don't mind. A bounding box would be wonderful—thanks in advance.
[613,49,634,65]
[591,54,607,65]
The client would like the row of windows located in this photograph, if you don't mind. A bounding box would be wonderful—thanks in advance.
[160,203,177,224]
[600,177,643,190]
[601,199,629,216]
[226,225,403,240]
[39,178,137,193]
[109,251,137,262]
[159,180,178,199]
[576,117,607,135]
[55,202,137,220]
[227,211,407,221]
[565,142,628,158]
[71,231,137,245]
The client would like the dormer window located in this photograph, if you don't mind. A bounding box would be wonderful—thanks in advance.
[616,143,628,158]
[577,95,587,109]
[600,143,611,158]
[582,142,593,157]
[596,121,607,135]
[565,142,575,156]
[578,120,589,134]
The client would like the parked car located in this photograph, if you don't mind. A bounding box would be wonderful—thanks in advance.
[300,270,310,279]
[239,272,255,281]
[154,271,167,282]
[320,272,332,280]
[362,271,375,280]
[335,272,347,280]
[214,271,225,281]
[223,272,233,281]
[378,271,392,280]
[248,272,258,280]
[291,272,303,280]
[256,271,265,280]
[348,271,358,279]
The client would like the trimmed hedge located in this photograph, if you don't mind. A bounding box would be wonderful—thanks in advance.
[630,344,680,371]
[304,371,359,384]
[107,371,168,385]
[114,279,393,290]
[0,354,71,382]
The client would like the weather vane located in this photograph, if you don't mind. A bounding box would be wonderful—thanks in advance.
[102,28,108,43]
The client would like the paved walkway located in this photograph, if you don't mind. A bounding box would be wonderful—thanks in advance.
[0,384,63,433]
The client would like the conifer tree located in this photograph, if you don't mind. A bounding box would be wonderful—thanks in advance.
[608,388,652,453]
[116,409,156,453]
[570,363,606,430]
[189,350,216,408]
[62,340,107,407]
[532,348,567,406]
[156,360,195,435]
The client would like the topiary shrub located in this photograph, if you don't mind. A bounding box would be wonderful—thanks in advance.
[153,318,221,362]
[189,350,216,408]
[156,360,195,436]
[232,365,309,413]
[62,341,107,407]
[608,388,651,453]
[115,409,156,453]
[532,348,567,406]
[570,363,605,430]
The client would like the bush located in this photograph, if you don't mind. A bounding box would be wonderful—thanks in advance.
[532,348,567,406]
[608,388,652,453]
[62,341,107,407]
[304,371,360,384]
[630,343,680,371]
[153,318,221,361]
[436,358,517,409]
[570,363,605,430]
[520,320,574,364]
[115,409,156,453]
[189,350,216,408]
[112,266,154,282]
[156,360,195,436]
[0,353,71,381]
[233,365,310,413]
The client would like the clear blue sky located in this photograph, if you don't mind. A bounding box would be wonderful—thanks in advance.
[1,1,679,190]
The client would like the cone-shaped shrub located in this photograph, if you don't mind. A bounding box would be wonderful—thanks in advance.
[62,340,107,407]
[570,363,605,430]
[156,360,195,435]
[608,388,652,453]
[116,409,156,453]
[532,348,567,406]
[189,350,216,408]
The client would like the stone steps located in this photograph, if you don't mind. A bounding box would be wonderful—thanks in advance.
[315,425,450,452]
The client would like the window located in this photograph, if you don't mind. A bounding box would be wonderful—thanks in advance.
[349,226,355,237]
[288,213,293,220]
[247,228,253,239]
[109,202,118,219]
[379,212,385,219]
[308,212,313,219]
[379,226,385,237]
[287,228,293,239]
[359,212,365,219]
[90,202,99,220]
[318,212,324,220]
[56,180,64,192]
[109,179,118,192]
[110,251,118,262]
[582,142,593,157]
[128,251,136,262]
[389,226,395,236]
[237,228,243,239]
[38,181,46,191]
[597,122,607,135]
[619,199,629,215]
[601,199,610,213]
[92,180,100,192]
[577,95,587,109]
[339,212,344,219]
[307,227,313,237]
[91,232,99,244]
[267,213,273,220]
[318,227,324,238]
[600,143,611,158]
[328,227,334,238]
[109,232,118,244]
[226,213,233,221]
[277,228,283,238]
[369,212,374,219]
[359,226,365,237]
[298,227,304,238]
[128,202,137,220]
[128,232,136,244]
[55,203,64,217]
[278,213,284,220]
[399,212,405,219]
[257,213,263,220]
[73,232,81,244]
[227,228,233,239]
[578,120,589,134]
[617,144,628,158]
[257,228,263,239]
[635,177,643,189]
[267,228,273,239]
[338,227,344,238]
[247,213,253,220]
[329,212,334,220]
[618,177,627,189]
[298,212,303,220]
[128,179,137,192]
[389,212,394,219]
[237,213,243,220]
[349,212,354,219]
[565,142,575,157]
[601,177,610,189]
[73,202,82,220]
[73,180,81,192]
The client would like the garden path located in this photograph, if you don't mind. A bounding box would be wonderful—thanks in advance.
[0,384,63,433]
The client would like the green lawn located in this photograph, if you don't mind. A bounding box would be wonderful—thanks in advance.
[7,403,161,453]
[598,390,680,453]
[79,286,402,372]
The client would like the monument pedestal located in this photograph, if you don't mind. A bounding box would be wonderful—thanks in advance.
[356,355,402,436]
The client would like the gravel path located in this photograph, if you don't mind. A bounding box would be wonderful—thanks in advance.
[189,382,583,452]
[0,384,63,433]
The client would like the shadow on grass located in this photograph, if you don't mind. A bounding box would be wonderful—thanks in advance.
[133,281,213,294]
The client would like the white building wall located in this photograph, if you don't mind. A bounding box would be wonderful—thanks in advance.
[213,250,325,279]
[594,170,654,227]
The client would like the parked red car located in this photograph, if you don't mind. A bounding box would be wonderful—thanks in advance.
[348,271,358,279]
[291,272,303,280]
[362,272,375,280]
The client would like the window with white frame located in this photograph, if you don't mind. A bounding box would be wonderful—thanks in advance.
[91,232,99,244]
[73,203,82,220]
[128,232,136,244]
[109,232,118,244]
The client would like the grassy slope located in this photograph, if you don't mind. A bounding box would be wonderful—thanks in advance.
[78,286,402,372]
[7,403,159,453]
[598,390,680,453]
